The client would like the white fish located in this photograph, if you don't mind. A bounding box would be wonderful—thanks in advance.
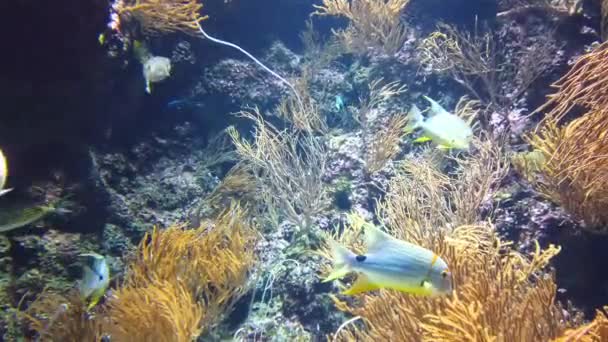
[143,56,172,93]
[324,225,453,297]
[406,96,473,150]
[0,149,13,196]
[78,253,110,310]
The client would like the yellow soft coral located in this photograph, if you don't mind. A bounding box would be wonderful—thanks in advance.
[313,0,410,55]
[326,219,569,341]
[115,0,208,35]
[22,203,257,340]
[319,139,593,341]
[118,203,257,334]
[518,108,608,233]
[105,280,204,341]
[535,41,608,119]
[517,42,608,233]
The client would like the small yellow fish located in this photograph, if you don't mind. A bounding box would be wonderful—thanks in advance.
[405,96,473,150]
[98,33,105,46]
[324,225,453,296]
[0,149,13,196]
[78,253,110,310]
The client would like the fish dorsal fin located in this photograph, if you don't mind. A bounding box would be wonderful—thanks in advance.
[365,225,395,253]
[342,273,380,295]
[423,96,448,117]
[80,253,104,261]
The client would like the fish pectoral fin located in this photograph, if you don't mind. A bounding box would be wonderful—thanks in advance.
[342,274,380,295]
[413,136,432,144]
[436,144,452,150]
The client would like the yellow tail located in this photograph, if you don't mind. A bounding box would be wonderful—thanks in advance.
[323,239,355,282]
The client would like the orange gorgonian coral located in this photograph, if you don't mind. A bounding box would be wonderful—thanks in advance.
[517,42,608,233]
[23,203,257,340]
[535,41,608,120]
[113,0,208,35]
[521,108,608,233]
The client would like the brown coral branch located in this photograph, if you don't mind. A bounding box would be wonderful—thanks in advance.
[313,0,410,55]
[534,41,608,120]
[116,0,208,36]
[521,108,608,233]
[106,281,204,341]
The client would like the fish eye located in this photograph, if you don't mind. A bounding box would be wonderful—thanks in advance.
[441,270,449,279]
[355,255,367,262]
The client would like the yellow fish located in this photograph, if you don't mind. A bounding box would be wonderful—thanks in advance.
[405,96,473,150]
[78,253,110,310]
[324,225,453,296]
[0,149,13,196]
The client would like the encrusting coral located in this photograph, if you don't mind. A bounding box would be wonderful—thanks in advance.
[20,203,257,341]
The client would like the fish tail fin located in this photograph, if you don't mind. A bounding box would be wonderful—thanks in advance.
[404,104,423,133]
[323,239,356,282]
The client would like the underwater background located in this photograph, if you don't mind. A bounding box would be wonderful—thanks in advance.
[1,0,608,340]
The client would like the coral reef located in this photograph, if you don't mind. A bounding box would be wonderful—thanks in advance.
[518,108,608,233]
[313,0,411,55]
[516,42,608,233]
[20,204,256,340]
[4,0,608,340]
[111,0,208,35]
[318,140,589,341]
[229,109,330,244]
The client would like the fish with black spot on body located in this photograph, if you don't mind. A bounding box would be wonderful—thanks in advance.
[324,224,453,297]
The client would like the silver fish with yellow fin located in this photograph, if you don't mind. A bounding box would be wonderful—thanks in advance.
[78,253,110,310]
[324,225,453,296]
[405,96,473,150]
[0,149,13,196]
